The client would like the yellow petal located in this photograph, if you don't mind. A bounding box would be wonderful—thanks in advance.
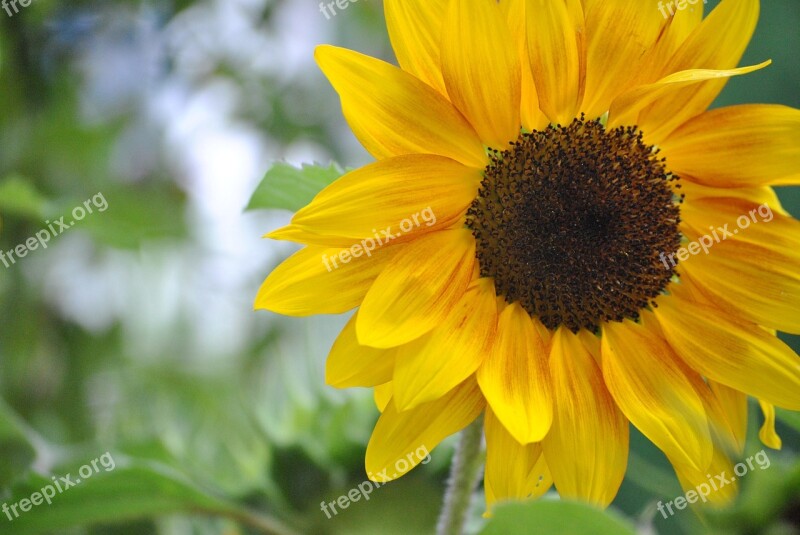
[679,247,800,335]
[667,378,743,506]
[676,181,788,216]
[264,224,312,243]
[315,45,486,167]
[638,0,760,139]
[365,377,484,482]
[679,196,797,254]
[285,154,481,247]
[670,444,738,507]
[608,62,770,130]
[497,0,546,131]
[525,0,586,124]
[686,381,744,470]
[601,313,712,471]
[542,328,629,507]
[375,382,393,413]
[477,303,553,444]
[254,244,396,316]
[357,229,476,348]
[440,0,521,147]
[656,291,800,411]
[577,329,601,365]
[484,408,552,514]
[634,0,704,84]
[393,278,497,411]
[678,197,800,334]
[758,400,782,450]
[660,105,800,187]
[326,313,396,388]
[384,0,448,94]
[655,365,742,505]
[708,381,748,455]
[580,0,665,117]
[660,0,705,47]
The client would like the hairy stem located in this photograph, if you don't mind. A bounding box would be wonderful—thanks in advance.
[436,416,485,535]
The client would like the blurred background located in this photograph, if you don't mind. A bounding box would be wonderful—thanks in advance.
[0,1,798,534]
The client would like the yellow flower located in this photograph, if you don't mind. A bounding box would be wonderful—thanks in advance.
[256,0,800,510]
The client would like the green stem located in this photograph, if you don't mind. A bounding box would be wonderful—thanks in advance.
[436,416,485,535]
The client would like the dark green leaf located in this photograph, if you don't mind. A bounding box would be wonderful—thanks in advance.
[4,457,239,534]
[479,500,637,535]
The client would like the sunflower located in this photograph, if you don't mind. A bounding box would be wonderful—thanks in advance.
[256,0,800,514]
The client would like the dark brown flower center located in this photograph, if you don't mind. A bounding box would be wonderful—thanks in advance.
[466,116,682,333]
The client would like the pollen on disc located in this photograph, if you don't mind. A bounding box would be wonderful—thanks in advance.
[466,116,682,333]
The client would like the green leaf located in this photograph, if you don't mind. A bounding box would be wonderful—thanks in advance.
[0,175,50,220]
[246,162,343,212]
[479,500,637,535]
[4,457,243,534]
